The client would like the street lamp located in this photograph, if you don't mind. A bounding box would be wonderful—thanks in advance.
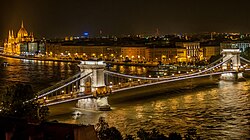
[43,97,47,103]
[95,88,98,94]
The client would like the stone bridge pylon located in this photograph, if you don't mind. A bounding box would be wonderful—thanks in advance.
[77,60,111,111]
[221,48,244,81]
[221,49,241,71]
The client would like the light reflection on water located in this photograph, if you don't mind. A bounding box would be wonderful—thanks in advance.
[0,56,79,94]
[0,57,249,139]
[53,81,250,139]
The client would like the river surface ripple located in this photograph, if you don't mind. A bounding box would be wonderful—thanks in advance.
[0,56,249,139]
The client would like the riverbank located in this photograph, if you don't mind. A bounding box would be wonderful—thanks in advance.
[0,53,81,63]
[105,61,159,67]
[0,53,161,67]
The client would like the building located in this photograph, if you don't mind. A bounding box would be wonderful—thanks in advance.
[220,42,250,53]
[45,41,188,63]
[201,46,220,60]
[200,41,220,60]
[145,46,186,63]
[120,46,146,61]
[3,21,45,56]
[175,42,202,62]
[45,43,121,60]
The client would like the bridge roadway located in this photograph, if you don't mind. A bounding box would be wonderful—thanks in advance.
[108,72,221,104]
[47,72,222,116]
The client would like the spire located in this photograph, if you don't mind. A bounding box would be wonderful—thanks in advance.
[9,30,11,38]
[21,20,24,28]
[11,30,14,37]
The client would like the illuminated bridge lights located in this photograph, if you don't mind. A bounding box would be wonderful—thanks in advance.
[34,55,250,106]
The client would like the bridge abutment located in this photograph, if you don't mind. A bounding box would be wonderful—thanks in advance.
[220,72,245,81]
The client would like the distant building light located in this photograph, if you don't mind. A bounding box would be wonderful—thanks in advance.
[83,32,89,36]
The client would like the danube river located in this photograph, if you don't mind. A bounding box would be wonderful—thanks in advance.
[0,56,249,139]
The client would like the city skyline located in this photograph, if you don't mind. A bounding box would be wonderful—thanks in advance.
[1,0,250,39]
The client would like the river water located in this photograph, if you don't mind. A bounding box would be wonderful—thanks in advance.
[0,56,249,139]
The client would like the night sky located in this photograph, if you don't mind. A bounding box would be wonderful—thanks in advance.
[1,0,250,39]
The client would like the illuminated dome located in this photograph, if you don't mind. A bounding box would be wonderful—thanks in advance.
[17,21,28,38]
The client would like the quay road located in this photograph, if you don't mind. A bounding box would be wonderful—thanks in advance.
[0,53,203,74]
[105,61,158,67]
[0,53,161,67]
[0,53,81,63]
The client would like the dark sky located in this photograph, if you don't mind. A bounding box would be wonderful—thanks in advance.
[1,0,250,39]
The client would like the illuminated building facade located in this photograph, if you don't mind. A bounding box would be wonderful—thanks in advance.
[3,21,45,56]
[45,42,187,63]
[201,46,220,60]
[175,42,202,62]
[220,42,250,53]
[45,43,120,60]
[145,46,186,63]
[121,46,146,61]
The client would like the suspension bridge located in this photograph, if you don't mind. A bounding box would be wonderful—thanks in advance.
[35,49,250,112]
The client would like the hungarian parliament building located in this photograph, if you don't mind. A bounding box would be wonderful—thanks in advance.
[3,21,45,56]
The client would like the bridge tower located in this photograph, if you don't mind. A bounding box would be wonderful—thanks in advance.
[221,49,244,81]
[77,60,110,111]
[221,49,241,71]
[78,61,106,93]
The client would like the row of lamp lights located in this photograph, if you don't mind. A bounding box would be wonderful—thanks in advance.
[43,85,77,103]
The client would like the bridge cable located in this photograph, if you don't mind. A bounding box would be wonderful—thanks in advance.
[37,72,93,99]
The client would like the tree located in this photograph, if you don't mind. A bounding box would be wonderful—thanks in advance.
[168,132,182,140]
[137,128,167,140]
[95,117,122,140]
[184,128,201,140]
[0,84,49,122]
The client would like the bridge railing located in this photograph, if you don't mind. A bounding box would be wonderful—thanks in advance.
[44,94,93,106]
[111,71,235,93]
[104,56,233,82]
[104,56,235,91]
